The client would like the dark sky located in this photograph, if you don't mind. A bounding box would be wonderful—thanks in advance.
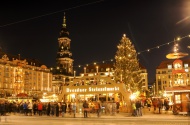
[0,0,190,83]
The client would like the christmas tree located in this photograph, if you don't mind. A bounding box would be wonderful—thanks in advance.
[114,34,142,93]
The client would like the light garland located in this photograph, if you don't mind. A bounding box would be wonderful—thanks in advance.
[137,34,190,54]
[73,59,114,68]
[72,34,190,69]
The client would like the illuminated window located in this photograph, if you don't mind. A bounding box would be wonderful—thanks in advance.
[167,64,172,69]
[106,68,110,72]
[184,64,188,68]
[185,69,189,72]
[175,95,181,104]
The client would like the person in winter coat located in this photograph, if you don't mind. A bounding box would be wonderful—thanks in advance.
[38,102,43,116]
[33,102,37,115]
[27,102,33,116]
[55,102,59,117]
[83,100,89,118]
[47,102,51,116]
[157,99,162,114]
[72,102,76,118]
[61,102,67,117]
[94,101,101,117]
[23,102,28,116]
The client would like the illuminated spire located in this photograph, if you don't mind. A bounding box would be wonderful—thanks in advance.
[62,12,66,28]
[173,40,178,53]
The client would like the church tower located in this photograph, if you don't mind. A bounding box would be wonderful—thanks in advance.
[56,13,73,75]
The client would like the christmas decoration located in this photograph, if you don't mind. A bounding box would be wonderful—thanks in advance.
[166,41,188,59]
[114,34,143,92]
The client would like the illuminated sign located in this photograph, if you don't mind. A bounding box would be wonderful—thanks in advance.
[66,87,119,93]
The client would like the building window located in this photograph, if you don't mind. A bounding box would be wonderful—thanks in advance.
[106,68,110,72]
[175,95,181,104]
[168,75,170,79]
[167,64,172,69]
[185,69,189,72]
[184,63,188,68]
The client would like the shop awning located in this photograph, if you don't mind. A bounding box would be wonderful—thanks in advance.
[16,93,28,97]
[165,86,190,92]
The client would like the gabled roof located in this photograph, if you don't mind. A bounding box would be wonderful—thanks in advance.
[156,58,190,69]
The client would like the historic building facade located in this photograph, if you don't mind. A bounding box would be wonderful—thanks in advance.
[155,58,190,96]
[51,13,74,94]
[0,53,52,98]
[156,58,190,113]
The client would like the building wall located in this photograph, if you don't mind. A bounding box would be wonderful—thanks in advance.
[156,60,190,96]
[0,54,52,97]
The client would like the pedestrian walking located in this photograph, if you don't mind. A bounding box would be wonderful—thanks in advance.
[146,98,152,111]
[23,102,28,116]
[72,102,76,118]
[136,100,142,116]
[61,102,67,117]
[33,102,37,115]
[27,102,33,116]
[94,101,101,117]
[55,102,59,117]
[132,101,137,116]
[47,102,51,116]
[157,99,162,114]
[83,100,89,118]
[116,101,120,113]
[38,102,43,116]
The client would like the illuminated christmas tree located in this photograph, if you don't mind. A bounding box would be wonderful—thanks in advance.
[114,34,142,93]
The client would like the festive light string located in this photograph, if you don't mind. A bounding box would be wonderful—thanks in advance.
[73,34,190,69]
[137,34,190,54]
[73,59,114,68]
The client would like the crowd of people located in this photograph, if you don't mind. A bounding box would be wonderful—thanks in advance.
[131,98,172,117]
[0,97,175,118]
[0,100,103,118]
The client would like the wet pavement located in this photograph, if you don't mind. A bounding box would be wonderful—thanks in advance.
[0,107,189,125]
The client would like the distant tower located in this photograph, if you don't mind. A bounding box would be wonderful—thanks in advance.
[56,13,73,75]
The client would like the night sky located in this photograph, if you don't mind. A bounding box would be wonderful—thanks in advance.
[0,0,190,83]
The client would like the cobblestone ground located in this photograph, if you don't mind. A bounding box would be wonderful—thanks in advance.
[0,112,189,125]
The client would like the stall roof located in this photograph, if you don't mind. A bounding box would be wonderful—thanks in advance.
[165,86,190,92]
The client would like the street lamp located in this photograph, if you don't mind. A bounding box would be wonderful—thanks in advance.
[74,70,76,78]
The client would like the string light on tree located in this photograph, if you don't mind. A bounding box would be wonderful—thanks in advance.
[114,34,143,113]
[114,34,143,92]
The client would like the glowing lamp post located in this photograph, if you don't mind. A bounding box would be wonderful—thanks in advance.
[96,66,99,74]
[74,70,76,78]
[84,67,86,74]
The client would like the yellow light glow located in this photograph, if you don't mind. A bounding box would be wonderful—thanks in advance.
[130,94,136,100]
